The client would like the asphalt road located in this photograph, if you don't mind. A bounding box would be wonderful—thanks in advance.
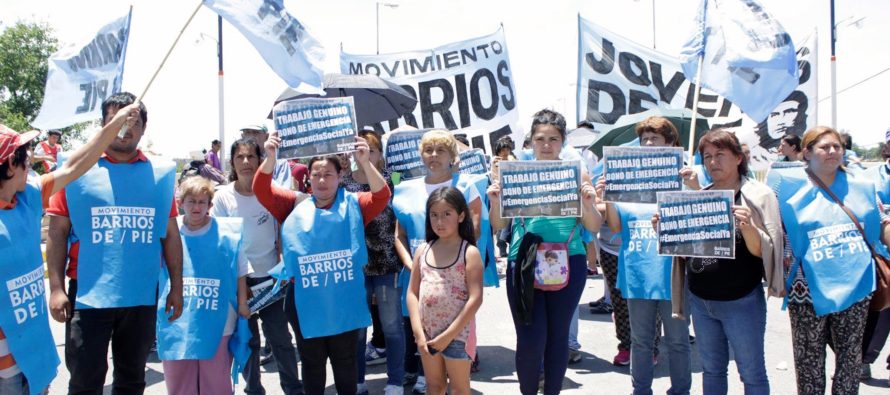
[43,273,890,394]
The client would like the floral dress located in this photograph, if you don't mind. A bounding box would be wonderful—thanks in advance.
[419,240,473,351]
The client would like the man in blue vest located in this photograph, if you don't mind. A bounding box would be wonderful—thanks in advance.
[45,92,184,394]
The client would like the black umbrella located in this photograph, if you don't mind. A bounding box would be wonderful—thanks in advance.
[269,73,417,128]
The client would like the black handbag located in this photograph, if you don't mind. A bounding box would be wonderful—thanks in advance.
[512,230,543,325]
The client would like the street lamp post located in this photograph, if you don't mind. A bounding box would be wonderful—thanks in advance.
[830,0,865,129]
[198,17,226,169]
[830,0,837,129]
[216,16,225,169]
[376,2,399,54]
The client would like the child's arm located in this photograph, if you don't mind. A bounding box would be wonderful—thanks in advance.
[237,276,250,318]
[394,221,414,270]
[426,245,484,352]
[468,196,482,240]
[405,247,429,355]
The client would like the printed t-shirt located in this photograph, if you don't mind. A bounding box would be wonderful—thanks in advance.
[210,183,279,278]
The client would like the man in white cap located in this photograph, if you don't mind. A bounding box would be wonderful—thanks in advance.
[240,124,292,189]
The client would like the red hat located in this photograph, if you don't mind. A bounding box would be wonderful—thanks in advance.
[0,125,39,164]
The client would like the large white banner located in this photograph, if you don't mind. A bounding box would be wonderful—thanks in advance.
[341,28,520,154]
[576,16,816,169]
[32,9,131,129]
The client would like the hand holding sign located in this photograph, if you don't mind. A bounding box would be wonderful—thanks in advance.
[353,136,370,167]
[490,156,502,180]
[679,166,701,190]
[580,180,597,207]
[595,176,606,201]
[265,131,281,159]
[486,181,502,203]
[732,205,753,232]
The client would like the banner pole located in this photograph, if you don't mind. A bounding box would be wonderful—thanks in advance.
[119,1,204,137]
[687,54,705,160]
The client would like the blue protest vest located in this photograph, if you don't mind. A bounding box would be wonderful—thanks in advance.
[66,157,176,309]
[866,162,890,206]
[460,173,499,288]
[615,203,672,300]
[157,217,242,360]
[281,188,370,338]
[776,168,890,315]
[229,317,251,383]
[0,182,60,394]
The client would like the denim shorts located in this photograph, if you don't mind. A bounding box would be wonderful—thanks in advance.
[0,373,47,395]
[430,340,471,361]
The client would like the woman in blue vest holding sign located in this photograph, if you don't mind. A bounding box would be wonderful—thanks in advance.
[772,126,890,394]
[598,116,692,395]
[661,130,784,395]
[158,176,249,395]
[487,109,602,395]
[254,132,391,395]
[0,106,138,395]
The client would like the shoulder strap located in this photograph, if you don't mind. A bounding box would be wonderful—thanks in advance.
[519,218,580,244]
[566,220,580,244]
[805,168,880,257]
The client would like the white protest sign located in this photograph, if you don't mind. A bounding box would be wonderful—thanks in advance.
[499,160,582,218]
[458,149,488,175]
[657,190,735,259]
[384,129,429,180]
[341,28,520,154]
[272,97,358,160]
[603,146,684,203]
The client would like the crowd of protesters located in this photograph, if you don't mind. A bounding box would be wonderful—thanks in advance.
[0,92,889,395]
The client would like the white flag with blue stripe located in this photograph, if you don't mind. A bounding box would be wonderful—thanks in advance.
[204,0,325,94]
[680,0,799,122]
[32,9,131,129]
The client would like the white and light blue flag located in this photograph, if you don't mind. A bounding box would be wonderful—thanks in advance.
[32,9,131,129]
[204,0,325,94]
[679,0,799,123]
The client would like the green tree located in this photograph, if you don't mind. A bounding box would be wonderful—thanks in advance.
[0,21,56,128]
[0,20,88,150]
